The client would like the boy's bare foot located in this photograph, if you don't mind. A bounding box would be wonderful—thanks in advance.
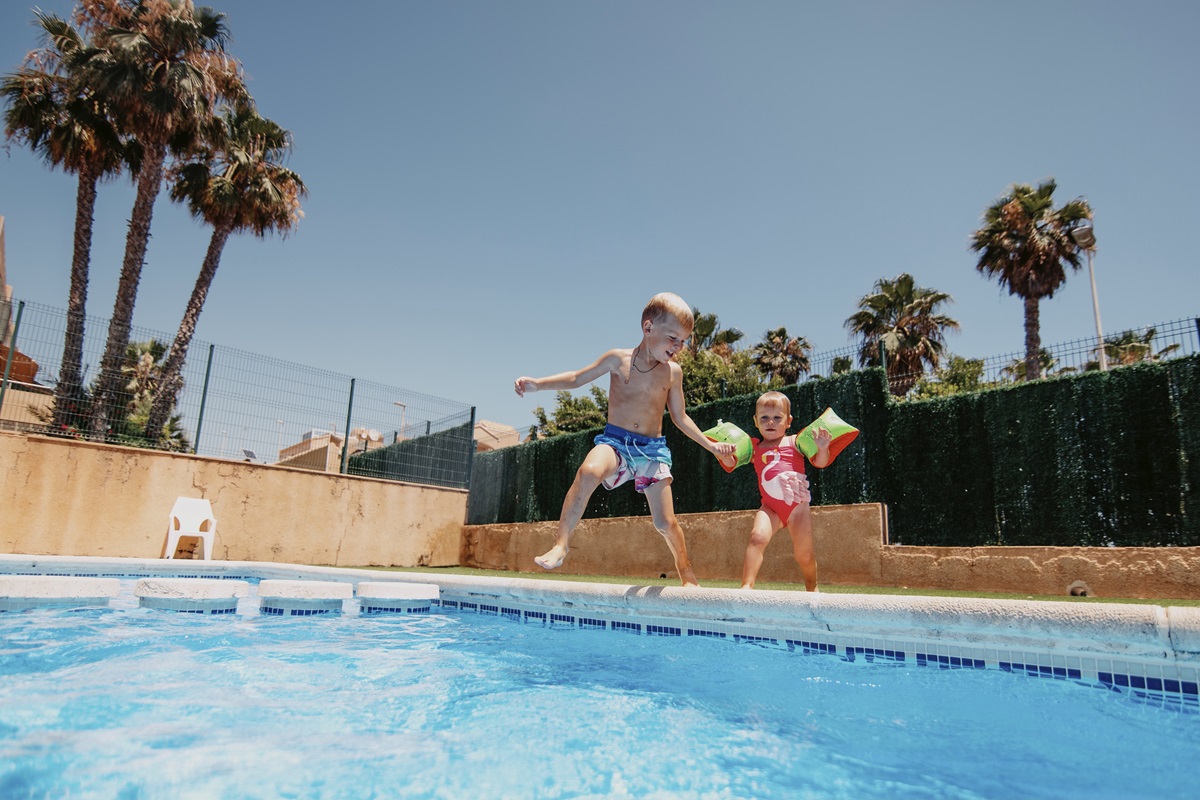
[739,583,754,590]
[680,567,700,588]
[534,545,569,570]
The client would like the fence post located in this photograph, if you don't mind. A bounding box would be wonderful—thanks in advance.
[1194,317,1200,351]
[192,344,216,454]
[340,378,356,474]
[464,406,477,491]
[0,301,26,423]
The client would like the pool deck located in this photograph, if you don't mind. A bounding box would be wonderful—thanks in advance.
[2,554,1198,706]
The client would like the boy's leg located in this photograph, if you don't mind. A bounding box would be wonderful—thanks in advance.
[741,508,780,589]
[786,503,818,592]
[535,443,620,570]
[643,480,699,587]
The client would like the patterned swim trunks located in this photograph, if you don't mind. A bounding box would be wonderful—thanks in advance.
[594,424,673,493]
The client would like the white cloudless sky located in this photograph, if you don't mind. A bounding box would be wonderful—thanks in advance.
[2,0,1197,431]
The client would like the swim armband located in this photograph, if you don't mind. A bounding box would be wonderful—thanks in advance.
[795,407,859,464]
[703,419,753,473]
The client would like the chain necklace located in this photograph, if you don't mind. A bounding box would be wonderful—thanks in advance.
[625,345,661,384]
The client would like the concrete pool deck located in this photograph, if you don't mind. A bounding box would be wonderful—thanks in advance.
[2,553,1198,708]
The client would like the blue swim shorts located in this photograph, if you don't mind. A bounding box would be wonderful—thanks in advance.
[594,424,673,493]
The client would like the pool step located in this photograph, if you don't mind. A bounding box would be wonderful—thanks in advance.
[357,581,439,614]
[258,579,353,616]
[0,575,120,611]
[135,578,250,614]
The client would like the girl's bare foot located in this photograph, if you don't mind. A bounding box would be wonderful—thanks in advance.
[534,545,569,570]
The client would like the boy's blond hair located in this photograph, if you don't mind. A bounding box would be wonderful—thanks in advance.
[642,292,694,330]
[756,390,791,415]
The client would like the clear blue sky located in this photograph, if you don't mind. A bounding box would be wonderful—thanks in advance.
[2,1,1197,431]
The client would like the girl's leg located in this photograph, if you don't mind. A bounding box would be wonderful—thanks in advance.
[787,503,818,592]
[741,508,781,589]
[535,444,619,570]
[644,480,699,587]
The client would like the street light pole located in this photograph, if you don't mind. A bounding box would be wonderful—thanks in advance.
[1071,222,1108,371]
[394,401,407,440]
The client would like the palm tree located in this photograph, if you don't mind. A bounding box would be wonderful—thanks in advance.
[971,179,1092,381]
[2,10,133,431]
[845,273,959,397]
[73,0,246,438]
[752,327,812,385]
[143,106,306,440]
[999,348,1072,381]
[1087,328,1181,370]
[688,308,744,355]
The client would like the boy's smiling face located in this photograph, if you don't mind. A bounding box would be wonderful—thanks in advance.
[643,318,692,362]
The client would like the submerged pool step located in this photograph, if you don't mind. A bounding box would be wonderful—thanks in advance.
[135,578,250,614]
[0,575,121,611]
[357,582,439,614]
[258,579,353,616]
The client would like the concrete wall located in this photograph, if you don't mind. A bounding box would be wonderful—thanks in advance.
[882,545,1200,601]
[464,506,1200,600]
[463,504,887,585]
[0,432,466,567]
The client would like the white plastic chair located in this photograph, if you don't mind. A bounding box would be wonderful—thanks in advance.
[164,497,217,560]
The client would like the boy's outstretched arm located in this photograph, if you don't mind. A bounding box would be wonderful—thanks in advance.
[664,363,735,460]
[514,351,621,397]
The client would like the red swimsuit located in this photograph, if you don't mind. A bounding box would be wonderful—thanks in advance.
[751,436,811,525]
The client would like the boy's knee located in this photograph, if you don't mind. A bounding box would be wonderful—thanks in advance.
[574,462,607,488]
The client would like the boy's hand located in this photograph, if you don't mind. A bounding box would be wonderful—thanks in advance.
[514,377,538,397]
[710,440,736,467]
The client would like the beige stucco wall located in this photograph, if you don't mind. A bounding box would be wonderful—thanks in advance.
[0,432,465,567]
[881,545,1200,601]
[462,504,888,585]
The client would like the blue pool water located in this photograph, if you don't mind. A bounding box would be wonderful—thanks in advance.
[1,601,1197,799]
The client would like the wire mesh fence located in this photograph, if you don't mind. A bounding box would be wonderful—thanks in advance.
[806,316,1200,397]
[0,299,476,489]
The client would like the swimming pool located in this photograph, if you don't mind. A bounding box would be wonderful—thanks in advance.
[1,556,1198,799]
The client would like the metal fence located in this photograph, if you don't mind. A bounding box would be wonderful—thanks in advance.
[807,316,1200,395]
[0,299,476,489]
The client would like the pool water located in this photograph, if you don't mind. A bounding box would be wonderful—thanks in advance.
[0,603,1196,800]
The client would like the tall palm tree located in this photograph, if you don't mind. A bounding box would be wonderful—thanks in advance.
[143,106,306,440]
[72,0,245,438]
[971,179,1092,381]
[845,273,959,397]
[2,10,133,431]
[751,327,812,385]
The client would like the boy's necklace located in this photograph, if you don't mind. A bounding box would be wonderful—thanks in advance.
[625,345,661,384]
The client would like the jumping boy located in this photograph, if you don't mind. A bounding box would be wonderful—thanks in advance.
[513,292,735,586]
[735,390,832,591]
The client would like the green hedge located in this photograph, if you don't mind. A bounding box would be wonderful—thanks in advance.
[348,421,474,488]
[883,356,1198,546]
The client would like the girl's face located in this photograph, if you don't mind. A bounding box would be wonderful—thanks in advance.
[754,401,792,440]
